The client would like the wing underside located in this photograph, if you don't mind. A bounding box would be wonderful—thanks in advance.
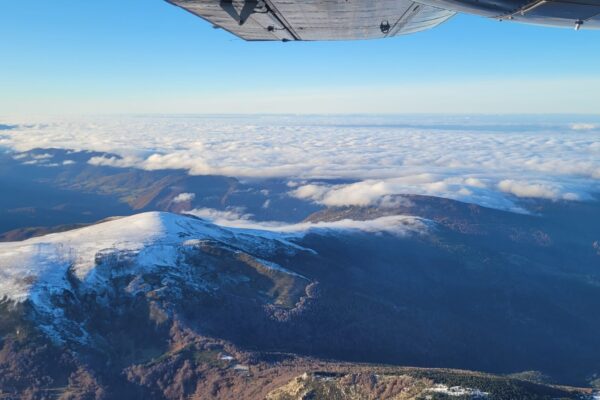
[166,0,456,41]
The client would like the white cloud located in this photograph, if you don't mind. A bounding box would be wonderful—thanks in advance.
[172,192,195,203]
[88,155,140,168]
[31,153,53,160]
[571,123,598,131]
[286,180,304,188]
[294,181,395,207]
[290,184,331,201]
[289,175,586,210]
[13,152,54,165]
[186,208,429,237]
[497,180,562,200]
[464,177,487,188]
[1,115,599,211]
[189,207,253,223]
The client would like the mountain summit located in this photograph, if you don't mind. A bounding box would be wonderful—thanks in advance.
[0,212,311,344]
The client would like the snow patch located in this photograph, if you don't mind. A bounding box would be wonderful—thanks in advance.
[0,212,310,307]
[426,384,489,398]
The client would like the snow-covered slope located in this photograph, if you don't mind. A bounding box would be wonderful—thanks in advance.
[0,212,307,303]
[0,212,318,343]
[0,211,431,344]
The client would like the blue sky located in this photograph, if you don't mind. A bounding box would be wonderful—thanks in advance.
[1,0,600,115]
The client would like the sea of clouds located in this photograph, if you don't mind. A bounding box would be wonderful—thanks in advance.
[1,114,599,212]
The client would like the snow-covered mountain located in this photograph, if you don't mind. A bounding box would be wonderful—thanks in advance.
[1,202,600,397]
[0,212,313,343]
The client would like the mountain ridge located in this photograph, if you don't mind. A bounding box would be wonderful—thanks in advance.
[1,202,600,396]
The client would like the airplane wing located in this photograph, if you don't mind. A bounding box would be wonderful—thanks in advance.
[166,0,600,41]
[166,0,456,41]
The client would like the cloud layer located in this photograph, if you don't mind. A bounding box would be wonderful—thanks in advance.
[187,208,430,237]
[2,115,599,211]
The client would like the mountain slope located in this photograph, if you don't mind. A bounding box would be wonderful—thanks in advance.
[1,207,600,397]
[0,212,312,344]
